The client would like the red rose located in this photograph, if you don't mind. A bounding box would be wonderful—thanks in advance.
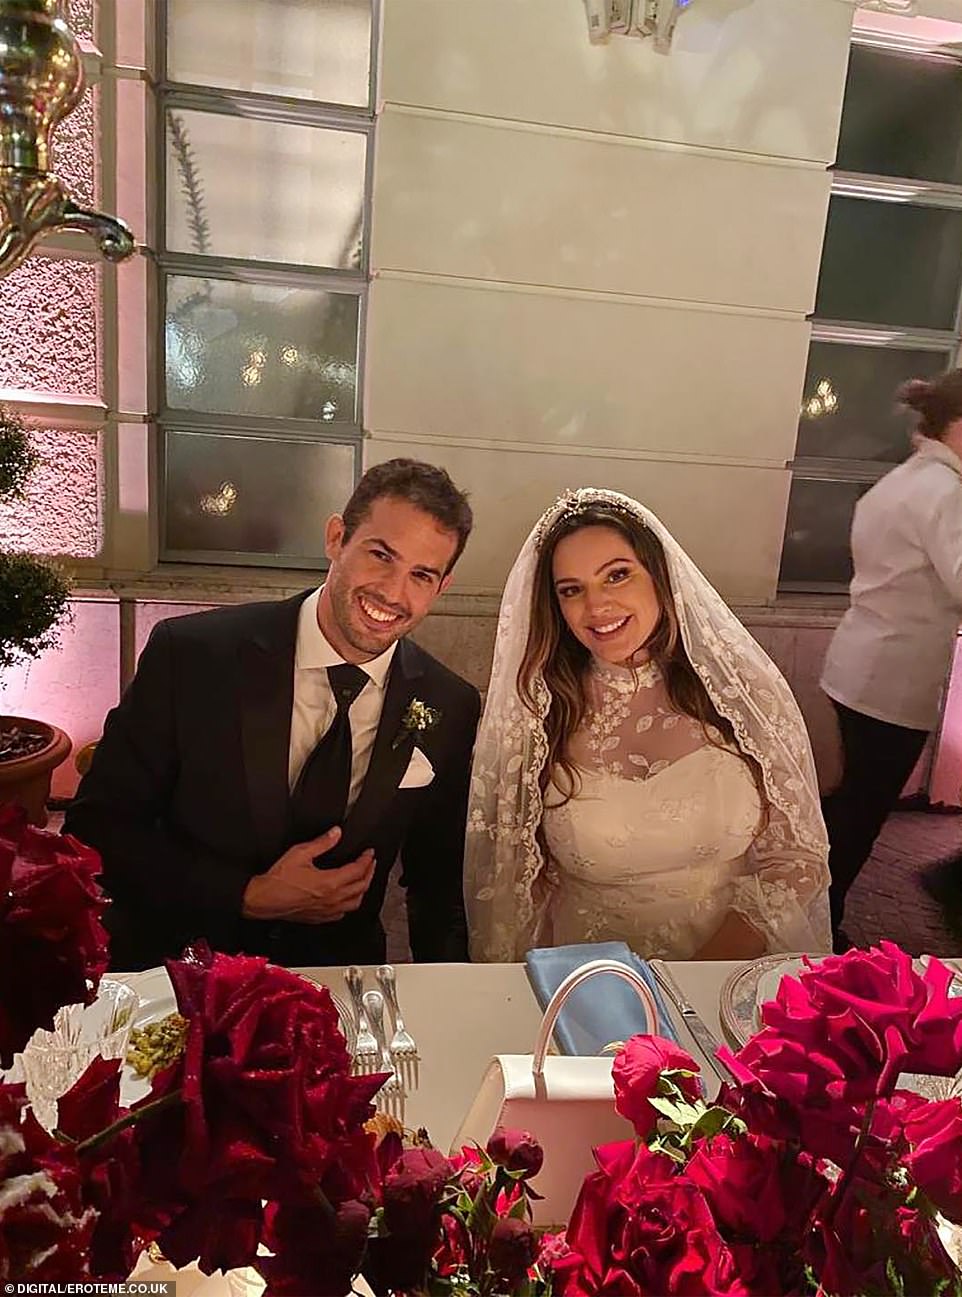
[486,1126,544,1179]
[807,1179,958,1297]
[903,1098,962,1223]
[612,1035,701,1137]
[553,1140,750,1297]
[0,1082,95,1281]
[686,1132,826,1245]
[381,1146,452,1237]
[759,944,962,1100]
[56,1057,146,1279]
[131,945,383,1273]
[488,1217,538,1287]
[255,1196,370,1297]
[0,806,109,1068]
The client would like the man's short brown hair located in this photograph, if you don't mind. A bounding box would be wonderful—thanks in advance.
[341,459,473,573]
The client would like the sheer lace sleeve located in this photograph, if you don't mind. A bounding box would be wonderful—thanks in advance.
[733,801,833,953]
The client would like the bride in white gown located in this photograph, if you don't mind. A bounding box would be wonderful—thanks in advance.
[465,489,831,962]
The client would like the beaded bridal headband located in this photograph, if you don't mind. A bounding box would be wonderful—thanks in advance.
[533,488,648,547]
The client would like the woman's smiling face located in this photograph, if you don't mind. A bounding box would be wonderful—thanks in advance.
[551,524,662,664]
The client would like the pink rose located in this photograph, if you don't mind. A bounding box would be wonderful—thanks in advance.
[612,1035,701,1137]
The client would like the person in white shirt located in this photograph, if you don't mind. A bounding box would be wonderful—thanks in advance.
[821,370,962,943]
[67,460,482,970]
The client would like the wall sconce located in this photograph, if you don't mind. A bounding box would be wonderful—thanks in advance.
[0,0,134,277]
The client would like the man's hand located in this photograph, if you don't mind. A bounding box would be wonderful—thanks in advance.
[241,827,376,923]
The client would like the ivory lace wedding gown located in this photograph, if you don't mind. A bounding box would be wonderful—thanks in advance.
[542,660,770,959]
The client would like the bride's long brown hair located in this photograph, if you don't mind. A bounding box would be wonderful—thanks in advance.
[517,504,766,812]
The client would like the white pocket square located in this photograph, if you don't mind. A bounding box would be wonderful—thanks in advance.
[398,745,435,790]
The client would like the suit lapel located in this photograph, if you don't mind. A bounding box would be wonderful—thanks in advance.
[340,637,426,856]
[238,593,306,863]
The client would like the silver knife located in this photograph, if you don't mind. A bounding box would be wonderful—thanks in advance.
[649,959,727,1088]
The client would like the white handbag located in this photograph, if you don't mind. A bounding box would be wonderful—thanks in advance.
[450,959,659,1227]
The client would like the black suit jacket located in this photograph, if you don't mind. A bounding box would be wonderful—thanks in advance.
[65,592,481,970]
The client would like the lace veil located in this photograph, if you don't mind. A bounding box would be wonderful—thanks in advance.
[465,488,832,961]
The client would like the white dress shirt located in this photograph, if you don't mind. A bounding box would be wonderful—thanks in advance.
[821,439,962,731]
[288,588,397,808]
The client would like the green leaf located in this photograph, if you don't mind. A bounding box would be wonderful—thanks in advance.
[508,1193,529,1221]
[885,1256,906,1297]
[649,1095,704,1126]
[689,1106,737,1140]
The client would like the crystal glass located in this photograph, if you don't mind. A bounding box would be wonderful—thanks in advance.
[21,979,138,1132]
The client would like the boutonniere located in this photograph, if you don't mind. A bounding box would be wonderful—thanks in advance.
[392,698,441,750]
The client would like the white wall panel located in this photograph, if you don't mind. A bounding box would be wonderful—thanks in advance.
[366,275,811,463]
[373,109,832,313]
[365,437,790,603]
[381,0,853,166]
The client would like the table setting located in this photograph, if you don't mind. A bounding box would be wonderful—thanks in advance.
[5,806,962,1294]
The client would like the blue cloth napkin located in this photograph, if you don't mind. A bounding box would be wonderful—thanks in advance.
[524,941,679,1056]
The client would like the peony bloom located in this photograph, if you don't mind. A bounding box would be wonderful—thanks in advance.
[486,1126,544,1179]
[0,805,109,1068]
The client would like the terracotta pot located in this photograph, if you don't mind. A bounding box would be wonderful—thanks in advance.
[0,716,72,825]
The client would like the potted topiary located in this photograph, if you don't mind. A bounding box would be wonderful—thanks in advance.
[0,409,72,823]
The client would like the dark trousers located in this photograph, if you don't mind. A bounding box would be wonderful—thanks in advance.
[822,699,929,936]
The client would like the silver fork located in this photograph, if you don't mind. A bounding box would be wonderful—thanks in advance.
[377,964,420,1091]
[344,966,378,1075]
[363,989,405,1122]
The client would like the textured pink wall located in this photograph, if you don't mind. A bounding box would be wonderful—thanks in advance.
[50,87,97,207]
[0,259,101,399]
[0,599,120,798]
[0,429,103,558]
[67,0,95,40]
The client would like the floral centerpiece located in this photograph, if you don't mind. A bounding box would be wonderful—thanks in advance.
[549,943,962,1297]
[3,798,962,1297]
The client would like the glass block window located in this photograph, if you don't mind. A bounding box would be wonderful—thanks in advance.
[165,110,366,268]
[781,34,962,590]
[163,431,356,563]
[166,0,372,108]
[158,0,374,566]
[165,277,359,421]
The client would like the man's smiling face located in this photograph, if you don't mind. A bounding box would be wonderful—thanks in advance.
[317,495,458,662]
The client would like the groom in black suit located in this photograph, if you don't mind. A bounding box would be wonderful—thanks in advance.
[66,460,481,970]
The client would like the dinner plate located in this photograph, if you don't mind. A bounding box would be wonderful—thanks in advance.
[719,953,962,1100]
[121,968,357,1105]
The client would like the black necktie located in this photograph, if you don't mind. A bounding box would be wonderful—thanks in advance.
[290,663,369,844]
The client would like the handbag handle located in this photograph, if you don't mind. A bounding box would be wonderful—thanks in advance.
[531,958,660,1077]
